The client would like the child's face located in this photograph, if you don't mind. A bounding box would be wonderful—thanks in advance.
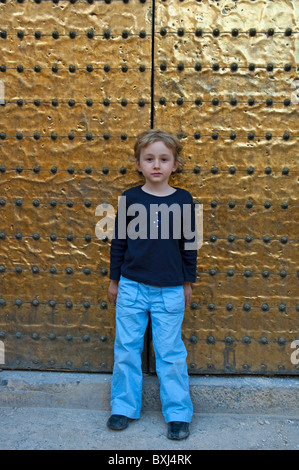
[136,141,178,185]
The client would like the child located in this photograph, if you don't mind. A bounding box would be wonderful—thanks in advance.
[107,129,197,440]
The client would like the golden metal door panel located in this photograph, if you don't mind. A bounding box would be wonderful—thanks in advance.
[184,339,296,375]
[0,121,150,166]
[0,37,152,66]
[157,0,298,29]
[0,105,151,135]
[155,32,297,63]
[182,302,297,334]
[1,0,152,30]
[154,94,298,133]
[152,0,298,375]
[154,69,297,100]
[173,173,299,203]
[189,274,298,306]
[199,245,299,274]
[154,102,298,134]
[2,71,152,102]
[167,139,298,169]
[0,0,152,371]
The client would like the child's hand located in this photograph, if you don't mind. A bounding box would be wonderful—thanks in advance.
[108,280,119,305]
[183,282,192,307]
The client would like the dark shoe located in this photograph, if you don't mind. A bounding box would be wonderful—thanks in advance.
[107,414,130,431]
[167,421,190,440]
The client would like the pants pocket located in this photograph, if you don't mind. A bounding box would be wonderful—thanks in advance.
[161,286,185,313]
[116,276,139,307]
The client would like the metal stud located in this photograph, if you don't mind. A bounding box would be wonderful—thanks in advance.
[225,336,234,345]
[242,336,251,344]
[260,337,268,345]
[189,335,198,344]
[207,335,215,345]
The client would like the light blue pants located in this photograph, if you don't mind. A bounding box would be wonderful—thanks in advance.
[111,275,193,423]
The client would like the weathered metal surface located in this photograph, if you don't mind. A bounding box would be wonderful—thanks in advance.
[153,0,299,374]
[0,0,152,372]
[0,0,298,374]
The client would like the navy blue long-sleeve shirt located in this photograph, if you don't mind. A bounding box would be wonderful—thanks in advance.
[109,185,197,287]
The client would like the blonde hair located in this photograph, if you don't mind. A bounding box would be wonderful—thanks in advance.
[134,129,184,170]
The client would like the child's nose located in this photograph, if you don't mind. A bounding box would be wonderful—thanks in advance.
[153,159,160,168]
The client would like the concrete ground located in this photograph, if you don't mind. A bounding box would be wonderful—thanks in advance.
[0,371,298,451]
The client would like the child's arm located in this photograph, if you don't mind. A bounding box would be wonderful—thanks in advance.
[180,194,197,286]
[108,279,119,305]
[108,193,128,304]
[183,282,192,307]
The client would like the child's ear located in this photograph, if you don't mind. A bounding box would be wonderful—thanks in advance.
[135,160,142,174]
[172,161,179,172]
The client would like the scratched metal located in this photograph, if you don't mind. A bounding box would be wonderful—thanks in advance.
[0,0,298,374]
[153,0,299,374]
[0,0,152,372]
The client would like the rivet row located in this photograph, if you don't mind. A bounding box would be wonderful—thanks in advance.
[190,303,299,312]
[0,30,147,39]
[1,97,294,107]
[0,165,295,175]
[0,299,298,312]
[1,97,149,105]
[0,63,296,73]
[0,64,147,73]
[0,266,298,277]
[189,364,299,372]
[190,335,296,345]
[206,269,299,278]
[159,27,295,37]
[158,62,296,72]
[0,132,131,141]
[0,331,108,342]
[0,132,296,141]
[0,200,297,211]
[0,26,295,38]
[0,331,294,347]
[158,98,295,107]
[0,266,109,274]
[0,298,109,309]
[0,0,148,4]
